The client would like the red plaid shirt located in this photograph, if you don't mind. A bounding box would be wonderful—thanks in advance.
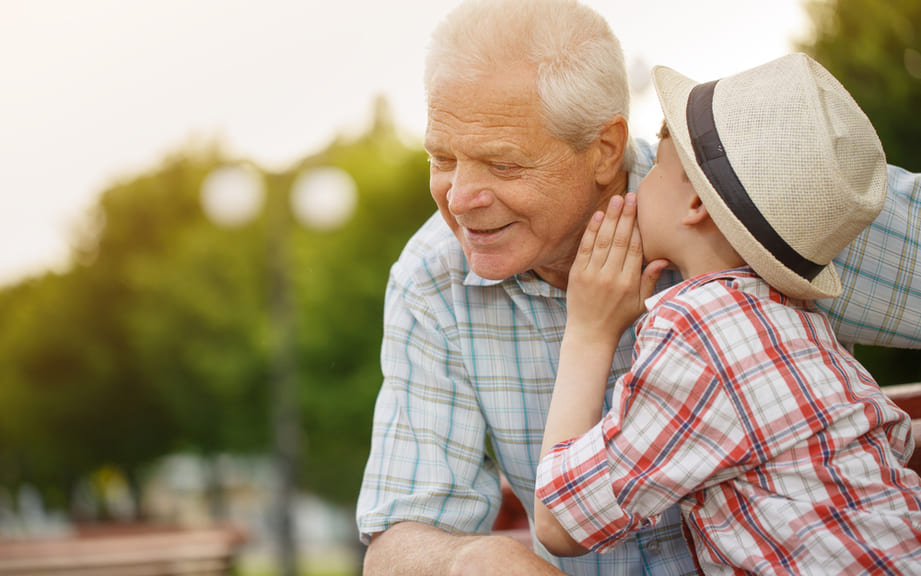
[536,268,921,574]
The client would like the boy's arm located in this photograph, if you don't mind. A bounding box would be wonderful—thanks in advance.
[533,194,667,556]
[533,331,614,556]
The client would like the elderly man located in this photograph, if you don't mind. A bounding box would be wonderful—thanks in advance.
[357,0,921,574]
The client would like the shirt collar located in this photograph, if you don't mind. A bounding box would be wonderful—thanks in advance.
[463,269,566,299]
[644,266,759,311]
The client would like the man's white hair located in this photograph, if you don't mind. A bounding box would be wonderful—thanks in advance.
[424,0,635,170]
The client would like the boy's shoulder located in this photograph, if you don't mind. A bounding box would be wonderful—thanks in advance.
[647,268,776,322]
[645,267,821,339]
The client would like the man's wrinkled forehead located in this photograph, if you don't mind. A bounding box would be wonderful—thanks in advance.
[425,63,542,125]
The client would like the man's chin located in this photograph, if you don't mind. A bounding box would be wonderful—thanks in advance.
[466,253,521,281]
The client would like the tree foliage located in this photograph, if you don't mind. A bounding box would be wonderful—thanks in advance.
[800,0,921,172]
[0,99,433,512]
[799,0,921,385]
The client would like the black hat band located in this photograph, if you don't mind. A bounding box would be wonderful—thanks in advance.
[686,80,823,282]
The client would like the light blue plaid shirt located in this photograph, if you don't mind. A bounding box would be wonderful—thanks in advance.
[356,139,921,575]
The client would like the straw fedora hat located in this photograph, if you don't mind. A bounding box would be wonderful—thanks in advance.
[651,53,887,299]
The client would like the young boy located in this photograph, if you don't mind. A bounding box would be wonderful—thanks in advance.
[533,53,921,573]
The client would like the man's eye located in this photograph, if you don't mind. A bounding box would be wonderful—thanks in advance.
[492,163,519,174]
[429,156,455,170]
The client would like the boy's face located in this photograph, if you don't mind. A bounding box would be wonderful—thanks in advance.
[636,135,696,264]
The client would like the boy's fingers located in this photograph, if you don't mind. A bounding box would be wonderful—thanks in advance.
[628,195,648,264]
[572,210,604,270]
[623,218,644,274]
[575,210,604,269]
[608,193,637,269]
[594,195,623,265]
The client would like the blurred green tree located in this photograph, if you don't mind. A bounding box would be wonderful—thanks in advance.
[799,0,921,386]
[0,98,434,515]
[289,120,434,506]
[0,265,174,516]
[801,0,921,171]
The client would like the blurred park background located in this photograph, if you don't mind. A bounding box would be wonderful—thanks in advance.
[0,0,918,574]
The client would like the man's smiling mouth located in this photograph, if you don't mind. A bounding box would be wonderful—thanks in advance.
[461,222,514,243]
[467,224,510,234]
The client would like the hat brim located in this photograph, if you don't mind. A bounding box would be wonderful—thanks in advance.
[651,65,842,300]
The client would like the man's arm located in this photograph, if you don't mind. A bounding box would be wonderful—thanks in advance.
[822,165,921,347]
[364,522,567,576]
[359,216,560,574]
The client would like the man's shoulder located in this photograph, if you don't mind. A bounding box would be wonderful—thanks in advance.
[627,137,656,191]
[632,137,656,172]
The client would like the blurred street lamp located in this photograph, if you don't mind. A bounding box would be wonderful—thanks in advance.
[201,164,265,228]
[291,166,358,231]
[201,163,357,576]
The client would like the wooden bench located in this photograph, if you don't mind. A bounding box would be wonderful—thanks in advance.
[0,524,246,576]
[493,381,921,543]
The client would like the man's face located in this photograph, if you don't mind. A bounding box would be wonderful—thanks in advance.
[424,66,602,288]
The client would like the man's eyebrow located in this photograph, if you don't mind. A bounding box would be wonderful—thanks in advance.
[422,140,444,155]
[477,143,528,160]
[483,145,519,156]
[424,141,526,160]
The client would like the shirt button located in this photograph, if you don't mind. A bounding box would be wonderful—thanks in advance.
[646,539,660,554]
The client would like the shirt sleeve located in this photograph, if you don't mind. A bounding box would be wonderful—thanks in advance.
[820,164,921,347]
[535,420,648,553]
[536,316,750,553]
[355,267,500,544]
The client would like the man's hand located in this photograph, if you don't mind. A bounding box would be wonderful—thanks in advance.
[364,522,567,576]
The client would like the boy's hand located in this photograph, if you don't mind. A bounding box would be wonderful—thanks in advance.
[566,193,668,349]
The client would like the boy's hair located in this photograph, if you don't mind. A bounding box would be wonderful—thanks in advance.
[656,119,689,183]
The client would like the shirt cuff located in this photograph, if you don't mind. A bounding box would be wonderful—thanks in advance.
[535,428,635,552]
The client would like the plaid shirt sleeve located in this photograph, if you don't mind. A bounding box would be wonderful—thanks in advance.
[536,304,742,553]
[355,222,500,544]
[821,165,921,347]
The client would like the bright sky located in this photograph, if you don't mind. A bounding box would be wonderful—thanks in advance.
[0,0,810,287]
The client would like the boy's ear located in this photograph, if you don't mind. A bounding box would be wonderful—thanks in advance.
[682,194,710,226]
[593,115,628,186]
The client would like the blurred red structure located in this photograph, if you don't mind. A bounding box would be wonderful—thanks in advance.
[492,474,529,532]
[492,473,531,548]
[0,523,246,576]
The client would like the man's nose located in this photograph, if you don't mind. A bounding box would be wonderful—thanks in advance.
[447,164,493,215]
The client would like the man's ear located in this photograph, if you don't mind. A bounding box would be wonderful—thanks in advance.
[594,115,628,186]
[682,194,710,226]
